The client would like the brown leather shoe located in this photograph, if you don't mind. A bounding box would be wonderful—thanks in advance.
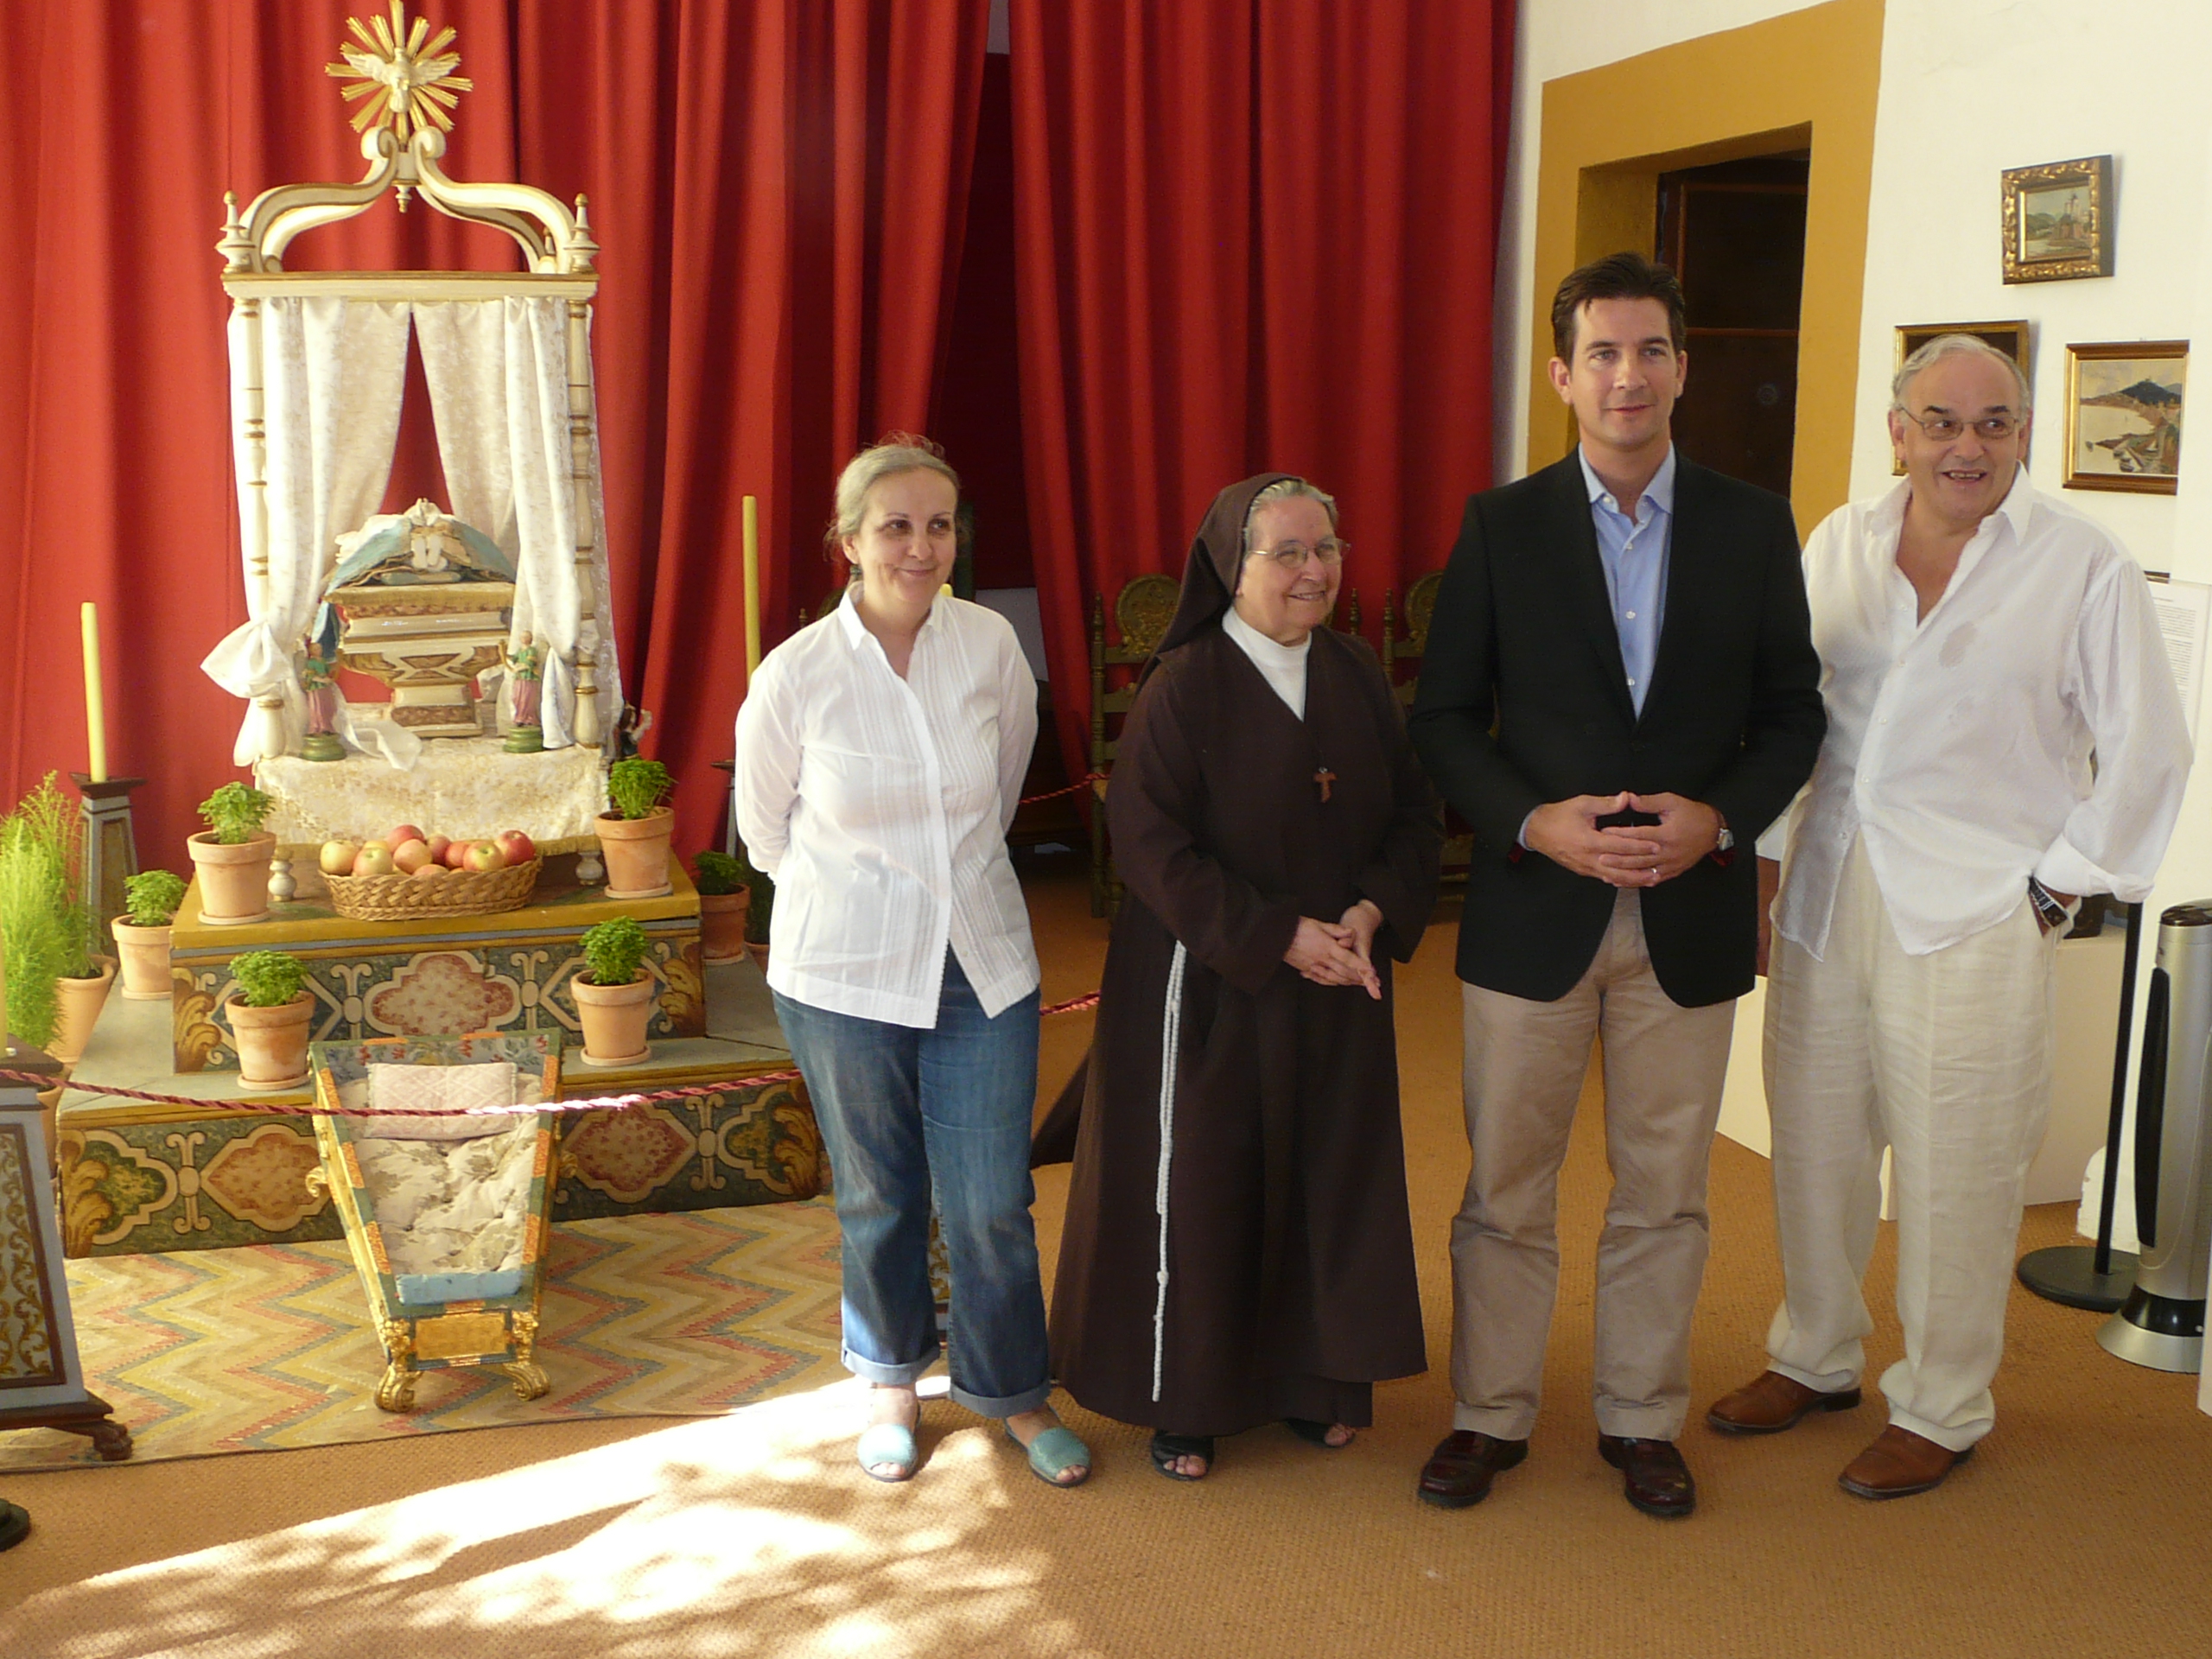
[1838,1425,1973,1499]
[1707,1370,1863,1436]
[1416,1430,1527,1510]
[1597,1434,1696,1518]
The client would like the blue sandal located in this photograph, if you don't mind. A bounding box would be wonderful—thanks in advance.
[856,1419,919,1483]
[1007,1421,1092,1488]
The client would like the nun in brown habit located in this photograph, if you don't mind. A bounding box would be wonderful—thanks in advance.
[1035,473,1441,1479]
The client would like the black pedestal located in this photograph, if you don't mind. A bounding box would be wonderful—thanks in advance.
[2017,1243,2139,1313]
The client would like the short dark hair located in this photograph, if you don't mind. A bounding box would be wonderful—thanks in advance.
[1550,251,1688,361]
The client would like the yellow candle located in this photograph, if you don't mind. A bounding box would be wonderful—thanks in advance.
[80,601,107,784]
[743,494,761,675]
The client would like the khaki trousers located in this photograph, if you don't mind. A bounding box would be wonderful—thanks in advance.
[1450,887,1737,1440]
[1763,837,2055,1452]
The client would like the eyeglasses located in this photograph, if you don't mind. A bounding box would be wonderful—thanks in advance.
[1897,410,2024,442]
[1253,538,1348,569]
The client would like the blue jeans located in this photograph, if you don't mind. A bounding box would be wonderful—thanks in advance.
[773,952,1050,1417]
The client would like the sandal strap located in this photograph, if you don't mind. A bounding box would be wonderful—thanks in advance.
[1020,1424,1092,1481]
[856,1422,918,1481]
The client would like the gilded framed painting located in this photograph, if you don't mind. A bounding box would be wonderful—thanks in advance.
[2063,340,2185,494]
[1891,321,2031,474]
[2001,156,2113,283]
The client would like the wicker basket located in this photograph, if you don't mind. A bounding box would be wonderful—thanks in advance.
[323,856,543,921]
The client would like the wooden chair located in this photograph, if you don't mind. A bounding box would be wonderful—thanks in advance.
[1088,573,1180,915]
[1382,571,1473,880]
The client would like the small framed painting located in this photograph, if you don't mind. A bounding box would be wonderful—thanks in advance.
[2063,340,2186,494]
[2001,156,2113,283]
[1891,322,2031,474]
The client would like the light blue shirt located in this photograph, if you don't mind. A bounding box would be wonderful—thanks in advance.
[1579,444,1675,716]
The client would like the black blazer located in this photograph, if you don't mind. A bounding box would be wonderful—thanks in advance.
[1409,452,1824,1007]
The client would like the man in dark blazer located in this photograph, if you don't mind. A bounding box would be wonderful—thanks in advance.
[1408,252,1824,1519]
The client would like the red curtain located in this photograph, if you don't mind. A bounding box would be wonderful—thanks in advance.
[1008,0,1516,788]
[0,0,986,866]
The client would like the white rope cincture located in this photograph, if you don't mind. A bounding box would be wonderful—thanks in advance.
[1150,941,1188,1402]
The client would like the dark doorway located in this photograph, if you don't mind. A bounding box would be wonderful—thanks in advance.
[1656,154,1808,499]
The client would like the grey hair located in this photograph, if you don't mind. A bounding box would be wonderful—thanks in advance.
[824,434,962,551]
[1242,476,1340,554]
[1891,334,2032,415]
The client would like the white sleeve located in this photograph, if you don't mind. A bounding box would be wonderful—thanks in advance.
[733,653,801,878]
[995,622,1039,836]
[2034,558,2195,900]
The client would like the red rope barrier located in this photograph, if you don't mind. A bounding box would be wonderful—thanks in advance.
[0,990,1101,1121]
[1016,772,1105,806]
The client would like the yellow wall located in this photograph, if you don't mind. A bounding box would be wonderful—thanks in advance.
[1529,0,1885,537]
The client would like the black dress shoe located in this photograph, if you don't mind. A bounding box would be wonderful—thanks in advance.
[1598,1434,1695,1518]
[1417,1430,1528,1509]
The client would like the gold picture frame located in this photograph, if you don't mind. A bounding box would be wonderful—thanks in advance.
[2001,156,2113,283]
[1891,321,2032,474]
[2063,340,2185,494]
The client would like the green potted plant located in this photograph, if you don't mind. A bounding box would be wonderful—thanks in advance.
[597,758,675,899]
[226,949,313,1090]
[571,915,657,1066]
[188,781,278,925]
[113,868,188,1001]
[693,849,752,963]
[0,773,111,1061]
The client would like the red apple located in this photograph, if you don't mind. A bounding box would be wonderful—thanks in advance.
[423,835,451,864]
[412,861,447,880]
[463,840,507,873]
[494,830,537,867]
[353,840,396,877]
[387,823,426,849]
[319,839,361,876]
[442,838,475,869]
[392,839,436,874]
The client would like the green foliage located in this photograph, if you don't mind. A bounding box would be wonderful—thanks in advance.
[580,915,651,986]
[694,849,746,895]
[0,774,92,1047]
[125,868,188,928]
[744,865,774,943]
[200,782,274,845]
[607,758,673,822]
[231,950,308,1008]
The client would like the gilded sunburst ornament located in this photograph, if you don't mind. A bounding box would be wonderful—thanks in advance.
[326,1,474,142]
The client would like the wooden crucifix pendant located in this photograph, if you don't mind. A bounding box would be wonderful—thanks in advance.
[1313,766,1337,803]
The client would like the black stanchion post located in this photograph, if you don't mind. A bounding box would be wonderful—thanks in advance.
[2018,900,2144,1310]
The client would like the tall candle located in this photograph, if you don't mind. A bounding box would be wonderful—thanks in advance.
[80,601,107,784]
[742,493,762,675]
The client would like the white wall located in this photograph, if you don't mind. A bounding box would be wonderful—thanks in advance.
[1492,1,1832,481]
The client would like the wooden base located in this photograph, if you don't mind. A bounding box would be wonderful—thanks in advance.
[0,1392,133,1461]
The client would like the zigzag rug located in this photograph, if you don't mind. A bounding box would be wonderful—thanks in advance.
[1,1198,846,1472]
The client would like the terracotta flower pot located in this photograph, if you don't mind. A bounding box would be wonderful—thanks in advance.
[699,889,751,963]
[571,971,657,1067]
[49,957,117,1065]
[745,938,770,975]
[227,992,314,1091]
[597,808,675,899]
[188,831,277,926]
[111,920,175,1001]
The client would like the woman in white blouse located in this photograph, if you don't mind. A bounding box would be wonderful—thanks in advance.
[734,438,1090,1489]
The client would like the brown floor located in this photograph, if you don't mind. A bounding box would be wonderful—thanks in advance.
[4,855,2210,1656]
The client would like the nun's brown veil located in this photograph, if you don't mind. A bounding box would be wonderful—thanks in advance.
[1144,472,1298,676]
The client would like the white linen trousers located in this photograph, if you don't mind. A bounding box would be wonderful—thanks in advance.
[1762,836,2056,1452]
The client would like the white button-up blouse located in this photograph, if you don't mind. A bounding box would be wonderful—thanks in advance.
[1768,468,2192,959]
[734,592,1041,1027]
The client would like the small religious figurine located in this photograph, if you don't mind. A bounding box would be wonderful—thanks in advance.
[300,626,344,762]
[504,632,544,753]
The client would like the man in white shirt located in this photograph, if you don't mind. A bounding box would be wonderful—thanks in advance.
[1707,334,2192,1498]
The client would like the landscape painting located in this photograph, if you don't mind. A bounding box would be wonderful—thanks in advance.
[2001,156,2113,283]
[2064,341,2186,493]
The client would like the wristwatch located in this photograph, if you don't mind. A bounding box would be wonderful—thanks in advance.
[2027,878,2071,932]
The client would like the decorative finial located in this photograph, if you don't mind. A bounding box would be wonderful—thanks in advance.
[326,2,474,143]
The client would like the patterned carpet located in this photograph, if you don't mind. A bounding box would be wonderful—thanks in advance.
[0,1199,845,1471]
